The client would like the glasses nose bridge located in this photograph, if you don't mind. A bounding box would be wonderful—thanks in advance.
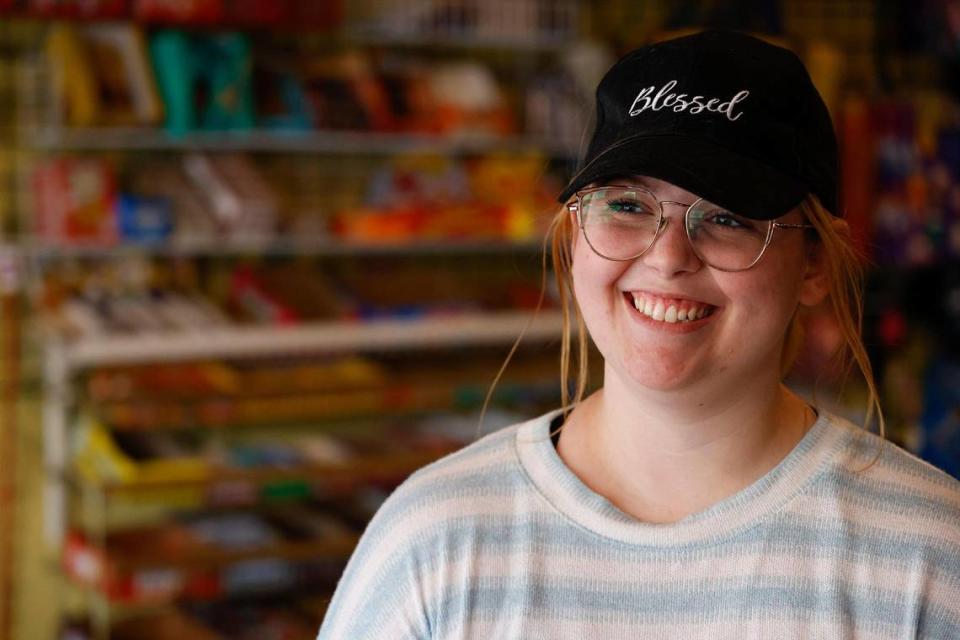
[652,199,694,235]
[659,199,694,211]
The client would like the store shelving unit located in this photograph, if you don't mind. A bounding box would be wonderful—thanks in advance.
[5,3,587,638]
[57,310,565,368]
[41,309,568,548]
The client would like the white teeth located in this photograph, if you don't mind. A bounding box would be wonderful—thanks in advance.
[652,300,665,321]
[629,293,713,324]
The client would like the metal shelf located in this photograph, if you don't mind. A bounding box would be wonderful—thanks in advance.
[59,309,565,369]
[23,236,545,259]
[343,30,572,51]
[28,127,581,157]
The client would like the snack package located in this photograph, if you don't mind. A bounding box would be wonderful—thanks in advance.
[150,30,254,134]
[32,157,118,245]
[182,154,278,239]
[130,161,220,247]
[300,50,394,131]
[116,194,174,244]
[46,23,162,127]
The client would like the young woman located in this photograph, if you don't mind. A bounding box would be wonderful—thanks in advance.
[318,29,960,639]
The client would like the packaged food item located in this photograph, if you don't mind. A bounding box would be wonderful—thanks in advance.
[130,162,220,247]
[112,609,220,640]
[220,558,296,595]
[424,61,515,136]
[226,263,344,324]
[181,154,278,239]
[187,598,318,640]
[226,264,300,325]
[72,414,209,486]
[150,30,255,134]
[301,50,395,131]
[116,194,174,245]
[46,23,162,127]
[33,157,118,246]
[180,512,280,549]
[63,528,192,604]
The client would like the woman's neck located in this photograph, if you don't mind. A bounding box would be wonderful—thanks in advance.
[555,373,815,524]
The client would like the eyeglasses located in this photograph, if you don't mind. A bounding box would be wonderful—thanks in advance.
[567,185,815,272]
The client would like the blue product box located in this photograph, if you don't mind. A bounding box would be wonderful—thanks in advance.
[116,194,174,244]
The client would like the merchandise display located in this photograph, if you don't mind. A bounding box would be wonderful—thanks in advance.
[870,98,960,267]
[54,344,565,638]
[63,507,358,603]
[30,152,558,250]
[1,5,588,638]
[38,252,553,341]
[38,21,580,141]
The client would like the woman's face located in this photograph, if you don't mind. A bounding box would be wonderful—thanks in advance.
[570,175,828,395]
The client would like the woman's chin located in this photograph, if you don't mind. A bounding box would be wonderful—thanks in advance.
[616,356,708,393]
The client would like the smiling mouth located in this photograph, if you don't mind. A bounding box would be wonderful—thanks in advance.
[625,292,718,324]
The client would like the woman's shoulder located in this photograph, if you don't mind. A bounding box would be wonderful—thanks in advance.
[816,410,960,543]
[403,413,533,487]
[365,411,554,532]
[825,411,960,493]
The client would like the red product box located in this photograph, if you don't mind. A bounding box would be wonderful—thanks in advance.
[63,532,187,603]
[26,0,126,18]
[133,0,223,24]
[63,530,226,604]
[32,157,118,246]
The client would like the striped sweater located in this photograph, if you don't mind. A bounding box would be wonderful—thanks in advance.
[317,407,960,639]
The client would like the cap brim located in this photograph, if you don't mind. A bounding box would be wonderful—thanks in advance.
[557,134,809,221]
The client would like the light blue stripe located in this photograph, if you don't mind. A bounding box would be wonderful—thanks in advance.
[350,462,527,548]
[335,513,960,629]
[431,579,960,637]
[814,470,960,521]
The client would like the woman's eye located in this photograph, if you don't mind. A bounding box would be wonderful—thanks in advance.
[606,198,655,215]
[706,211,752,229]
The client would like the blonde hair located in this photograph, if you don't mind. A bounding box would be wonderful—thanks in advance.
[795,196,886,468]
[479,194,885,468]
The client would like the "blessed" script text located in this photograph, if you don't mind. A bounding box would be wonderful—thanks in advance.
[628,80,750,121]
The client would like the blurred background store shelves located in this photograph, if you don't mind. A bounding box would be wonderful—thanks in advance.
[0,1,958,639]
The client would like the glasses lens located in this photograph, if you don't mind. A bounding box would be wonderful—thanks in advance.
[686,200,771,270]
[580,187,660,260]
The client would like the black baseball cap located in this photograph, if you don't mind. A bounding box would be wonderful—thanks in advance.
[558,29,839,220]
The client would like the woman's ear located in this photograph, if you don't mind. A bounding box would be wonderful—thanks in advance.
[797,218,846,307]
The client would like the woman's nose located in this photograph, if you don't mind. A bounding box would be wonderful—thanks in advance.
[638,210,703,275]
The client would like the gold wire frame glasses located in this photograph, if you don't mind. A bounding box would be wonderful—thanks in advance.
[567,185,814,272]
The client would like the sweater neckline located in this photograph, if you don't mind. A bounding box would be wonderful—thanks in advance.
[516,406,848,548]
